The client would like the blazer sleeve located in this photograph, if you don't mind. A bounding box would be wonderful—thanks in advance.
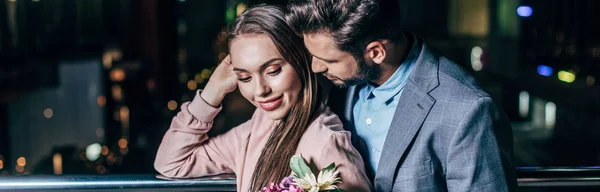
[154,91,253,178]
[317,131,373,192]
[445,96,518,191]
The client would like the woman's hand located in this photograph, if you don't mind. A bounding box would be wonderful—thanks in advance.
[200,55,237,107]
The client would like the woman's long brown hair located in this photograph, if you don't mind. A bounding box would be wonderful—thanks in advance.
[227,4,324,192]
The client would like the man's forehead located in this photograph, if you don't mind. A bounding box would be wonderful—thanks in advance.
[304,33,335,46]
[303,33,342,58]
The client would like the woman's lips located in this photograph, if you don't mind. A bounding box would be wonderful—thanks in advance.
[257,95,283,111]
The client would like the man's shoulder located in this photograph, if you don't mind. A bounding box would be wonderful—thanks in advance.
[429,56,490,103]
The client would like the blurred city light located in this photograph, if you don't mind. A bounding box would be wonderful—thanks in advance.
[519,91,530,118]
[545,102,556,129]
[86,143,102,161]
[236,3,247,16]
[201,69,212,79]
[517,6,533,17]
[102,54,112,69]
[97,96,106,107]
[226,4,236,24]
[52,153,62,175]
[96,128,105,138]
[587,76,596,85]
[471,46,483,57]
[168,100,178,111]
[15,165,24,173]
[558,70,576,83]
[43,108,54,119]
[470,46,483,71]
[118,139,128,149]
[194,73,203,82]
[101,146,109,156]
[110,69,126,82]
[187,80,197,90]
[119,106,130,129]
[537,65,553,76]
[111,85,123,101]
[0,160,3,169]
[17,157,26,167]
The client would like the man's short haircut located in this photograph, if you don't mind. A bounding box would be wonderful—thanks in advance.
[286,0,404,58]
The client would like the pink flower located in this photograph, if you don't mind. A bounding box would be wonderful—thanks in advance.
[260,183,281,192]
[282,184,303,192]
[259,177,304,192]
[279,176,294,188]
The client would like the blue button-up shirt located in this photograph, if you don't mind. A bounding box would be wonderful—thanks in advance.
[352,36,421,174]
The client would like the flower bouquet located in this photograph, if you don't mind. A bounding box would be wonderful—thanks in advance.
[260,154,344,192]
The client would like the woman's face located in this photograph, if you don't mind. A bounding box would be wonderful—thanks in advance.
[230,35,302,120]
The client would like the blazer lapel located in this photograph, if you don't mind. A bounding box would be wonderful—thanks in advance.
[373,83,434,191]
[373,41,440,191]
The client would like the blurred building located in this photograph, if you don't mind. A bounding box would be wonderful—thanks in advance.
[7,60,104,174]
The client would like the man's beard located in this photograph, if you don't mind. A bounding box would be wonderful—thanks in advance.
[326,57,380,88]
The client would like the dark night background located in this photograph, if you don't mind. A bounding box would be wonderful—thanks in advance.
[1,0,599,176]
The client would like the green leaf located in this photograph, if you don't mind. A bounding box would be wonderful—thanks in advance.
[321,162,336,173]
[289,154,313,178]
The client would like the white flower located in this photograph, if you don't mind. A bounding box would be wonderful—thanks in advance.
[293,173,318,190]
[317,168,341,190]
[292,169,342,191]
[289,154,344,191]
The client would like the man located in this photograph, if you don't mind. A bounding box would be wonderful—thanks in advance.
[285,0,518,191]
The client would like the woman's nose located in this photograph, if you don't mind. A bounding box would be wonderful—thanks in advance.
[253,78,271,97]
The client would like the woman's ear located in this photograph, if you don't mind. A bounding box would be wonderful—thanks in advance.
[365,41,386,64]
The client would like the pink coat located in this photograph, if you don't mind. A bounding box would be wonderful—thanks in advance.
[154,92,372,191]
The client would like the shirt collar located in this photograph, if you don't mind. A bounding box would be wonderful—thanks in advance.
[363,33,421,104]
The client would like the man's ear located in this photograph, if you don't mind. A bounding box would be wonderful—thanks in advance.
[365,41,386,64]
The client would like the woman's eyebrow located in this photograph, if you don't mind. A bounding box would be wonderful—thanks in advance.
[233,58,284,72]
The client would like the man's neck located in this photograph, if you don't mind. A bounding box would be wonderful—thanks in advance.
[371,33,413,86]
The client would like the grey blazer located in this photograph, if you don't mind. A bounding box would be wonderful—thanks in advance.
[343,42,518,191]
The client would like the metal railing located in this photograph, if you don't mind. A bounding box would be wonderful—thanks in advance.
[0,174,236,191]
[1,168,600,191]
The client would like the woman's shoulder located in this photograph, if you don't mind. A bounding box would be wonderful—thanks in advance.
[304,107,350,138]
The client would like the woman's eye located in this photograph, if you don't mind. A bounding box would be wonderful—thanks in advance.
[266,67,281,76]
[237,77,251,82]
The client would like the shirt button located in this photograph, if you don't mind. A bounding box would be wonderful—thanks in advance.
[366,118,372,125]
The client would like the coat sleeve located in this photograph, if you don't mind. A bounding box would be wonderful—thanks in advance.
[445,96,518,191]
[154,92,253,178]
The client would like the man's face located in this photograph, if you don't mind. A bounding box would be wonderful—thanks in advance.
[303,33,379,87]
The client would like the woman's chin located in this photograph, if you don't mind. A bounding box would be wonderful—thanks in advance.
[264,109,287,120]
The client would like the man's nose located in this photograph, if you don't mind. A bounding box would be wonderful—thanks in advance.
[311,58,327,73]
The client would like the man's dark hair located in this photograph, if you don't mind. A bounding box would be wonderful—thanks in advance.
[286,0,404,59]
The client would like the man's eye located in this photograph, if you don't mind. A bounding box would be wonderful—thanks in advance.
[237,77,251,82]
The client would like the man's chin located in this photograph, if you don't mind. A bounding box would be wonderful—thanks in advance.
[331,79,364,88]
[332,81,348,88]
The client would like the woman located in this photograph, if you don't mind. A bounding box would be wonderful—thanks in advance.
[154,5,371,192]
